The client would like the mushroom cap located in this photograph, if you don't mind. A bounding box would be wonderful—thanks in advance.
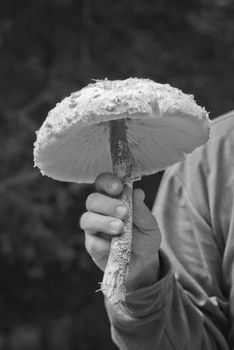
[33,78,210,183]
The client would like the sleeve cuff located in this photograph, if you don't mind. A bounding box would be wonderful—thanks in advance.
[124,250,173,318]
[105,250,174,321]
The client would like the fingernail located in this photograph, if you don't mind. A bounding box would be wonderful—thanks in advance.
[110,220,122,233]
[116,206,128,218]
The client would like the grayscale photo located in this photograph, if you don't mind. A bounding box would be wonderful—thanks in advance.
[1,1,234,349]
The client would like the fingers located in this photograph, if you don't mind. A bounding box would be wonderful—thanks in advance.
[84,234,110,261]
[86,192,128,219]
[80,210,123,271]
[80,211,124,235]
[95,172,123,196]
[80,173,128,270]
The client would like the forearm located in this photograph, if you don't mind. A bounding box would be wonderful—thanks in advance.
[105,251,229,350]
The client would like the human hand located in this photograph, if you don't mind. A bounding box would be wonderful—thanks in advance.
[80,173,162,292]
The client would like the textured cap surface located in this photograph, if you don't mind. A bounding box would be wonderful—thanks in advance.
[34,78,210,183]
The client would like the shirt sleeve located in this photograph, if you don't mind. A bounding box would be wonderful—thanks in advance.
[105,149,230,349]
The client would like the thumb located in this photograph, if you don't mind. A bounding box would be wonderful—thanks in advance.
[133,188,159,234]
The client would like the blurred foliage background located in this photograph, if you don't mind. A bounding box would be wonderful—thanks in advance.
[0,0,234,349]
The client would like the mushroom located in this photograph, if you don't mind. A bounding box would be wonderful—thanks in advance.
[33,78,210,306]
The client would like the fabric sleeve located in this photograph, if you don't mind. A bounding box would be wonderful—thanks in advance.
[105,164,229,350]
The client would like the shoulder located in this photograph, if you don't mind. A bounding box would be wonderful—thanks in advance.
[210,110,234,139]
[166,110,234,180]
[154,110,234,247]
[207,110,234,157]
[157,110,234,223]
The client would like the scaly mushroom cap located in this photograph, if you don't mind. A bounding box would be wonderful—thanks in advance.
[33,78,210,183]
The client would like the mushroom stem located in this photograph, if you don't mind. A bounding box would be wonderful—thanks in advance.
[101,118,140,305]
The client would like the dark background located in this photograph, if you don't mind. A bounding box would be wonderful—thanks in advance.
[0,0,234,349]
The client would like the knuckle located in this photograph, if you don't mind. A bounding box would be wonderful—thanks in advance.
[95,172,108,190]
[99,216,111,232]
[86,192,98,210]
[95,172,123,195]
[95,172,106,183]
[85,236,97,256]
[79,212,89,229]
